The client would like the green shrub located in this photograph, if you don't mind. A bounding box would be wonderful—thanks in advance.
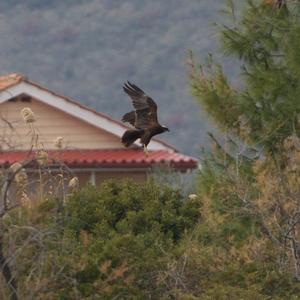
[62,179,200,299]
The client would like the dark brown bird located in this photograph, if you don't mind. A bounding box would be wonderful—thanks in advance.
[121,81,169,154]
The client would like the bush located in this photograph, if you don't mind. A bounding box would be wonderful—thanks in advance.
[1,179,200,299]
[63,179,200,299]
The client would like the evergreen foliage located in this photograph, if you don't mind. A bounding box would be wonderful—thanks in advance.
[190,0,300,154]
[1,180,200,299]
[186,0,300,298]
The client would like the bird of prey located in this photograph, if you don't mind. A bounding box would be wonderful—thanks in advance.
[121,81,169,154]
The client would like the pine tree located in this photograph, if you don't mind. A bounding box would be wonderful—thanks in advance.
[190,0,300,156]
[184,1,300,298]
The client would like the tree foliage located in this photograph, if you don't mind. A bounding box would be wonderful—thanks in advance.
[1,180,200,299]
[186,0,300,298]
[190,0,300,154]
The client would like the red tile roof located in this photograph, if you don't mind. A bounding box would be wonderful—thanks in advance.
[0,73,24,90]
[0,149,198,171]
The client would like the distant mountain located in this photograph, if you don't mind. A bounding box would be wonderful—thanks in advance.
[0,0,227,156]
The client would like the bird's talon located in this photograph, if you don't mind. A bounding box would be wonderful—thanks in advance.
[143,145,149,157]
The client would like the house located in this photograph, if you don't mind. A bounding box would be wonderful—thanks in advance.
[0,73,198,186]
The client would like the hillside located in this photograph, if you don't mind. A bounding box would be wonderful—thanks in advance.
[0,0,226,155]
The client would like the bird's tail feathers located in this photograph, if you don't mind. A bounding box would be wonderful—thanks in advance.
[122,129,143,147]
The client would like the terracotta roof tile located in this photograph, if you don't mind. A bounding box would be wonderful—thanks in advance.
[0,73,24,91]
[0,149,198,171]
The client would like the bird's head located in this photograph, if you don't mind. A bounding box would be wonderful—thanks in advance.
[162,125,170,132]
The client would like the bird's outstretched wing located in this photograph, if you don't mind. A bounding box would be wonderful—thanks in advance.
[123,81,158,129]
